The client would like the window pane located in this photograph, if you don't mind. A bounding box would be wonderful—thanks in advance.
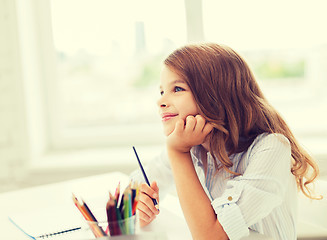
[49,0,187,147]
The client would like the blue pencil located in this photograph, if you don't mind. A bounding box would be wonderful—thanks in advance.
[132,146,159,210]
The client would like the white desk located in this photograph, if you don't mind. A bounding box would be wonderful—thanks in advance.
[0,172,271,239]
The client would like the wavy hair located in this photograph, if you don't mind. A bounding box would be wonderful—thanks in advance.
[164,43,320,199]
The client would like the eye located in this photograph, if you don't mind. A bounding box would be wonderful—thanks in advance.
[174,86,185,92]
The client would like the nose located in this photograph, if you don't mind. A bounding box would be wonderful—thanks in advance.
[157,95,168,108]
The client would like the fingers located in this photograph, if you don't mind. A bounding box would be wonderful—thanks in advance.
[137,183,159,225]
[168,115,213,152]
[174,118,185,133]
[185,115,196,132]
[194,115,206,132]
[175,116,211,135]
[138,201,157,225]
[185,115,211,133]
[139,182,159,200]
[195,115,213,134]
[203,121,214,135]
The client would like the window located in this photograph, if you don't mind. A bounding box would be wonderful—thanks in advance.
[35,0,326,172]
[48,0,188,149]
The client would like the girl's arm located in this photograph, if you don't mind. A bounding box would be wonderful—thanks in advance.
[166,115,228,240]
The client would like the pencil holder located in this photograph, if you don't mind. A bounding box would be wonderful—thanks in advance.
[86,214,139,238]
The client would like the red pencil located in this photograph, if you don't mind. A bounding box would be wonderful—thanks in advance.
[132,191,139,215]
[114,182,121,200]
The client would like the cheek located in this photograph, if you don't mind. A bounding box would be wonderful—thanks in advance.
[179,105,198,120]
[179,95,198,117]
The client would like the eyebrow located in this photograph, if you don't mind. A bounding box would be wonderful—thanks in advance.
[159,79,187,89]
[172,79,186,84]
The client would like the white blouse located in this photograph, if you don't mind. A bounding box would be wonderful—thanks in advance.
[130,133,298,240]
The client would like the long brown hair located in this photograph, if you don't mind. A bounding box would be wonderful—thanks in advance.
[164,43,320,199]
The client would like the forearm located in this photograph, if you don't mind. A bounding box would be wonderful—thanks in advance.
[168,149,228,240]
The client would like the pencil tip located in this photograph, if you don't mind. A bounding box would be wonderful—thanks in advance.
[109,192,114,199]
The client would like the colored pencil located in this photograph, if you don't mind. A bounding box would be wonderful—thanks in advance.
[122,193,128,234]
[82,200,107,237]
[114,197,125,235]
[132,191,139,215]
[114,182,120,200]
[73,181,140,237]
[132,146,159,210]
[72,194,104,238]
[106,193,121,236]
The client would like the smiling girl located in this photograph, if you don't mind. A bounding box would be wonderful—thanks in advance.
[131,43,320,240]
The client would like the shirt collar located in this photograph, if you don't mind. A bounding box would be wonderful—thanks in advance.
[190,145,202,166]
[191,145,239,168]
[190,145,216,166]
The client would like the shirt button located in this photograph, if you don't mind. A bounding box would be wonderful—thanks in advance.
[228,196,233,201]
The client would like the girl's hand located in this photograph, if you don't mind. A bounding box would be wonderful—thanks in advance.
[137,181,160,227]
[167,115,213,153]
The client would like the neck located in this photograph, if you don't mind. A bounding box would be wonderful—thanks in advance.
[201,140,210,152]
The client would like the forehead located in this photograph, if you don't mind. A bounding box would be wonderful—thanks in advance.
[160,65,186,86]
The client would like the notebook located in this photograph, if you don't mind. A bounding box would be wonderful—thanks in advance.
[8,204,92,240]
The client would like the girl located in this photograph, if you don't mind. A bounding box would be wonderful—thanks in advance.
[131,43,320,240]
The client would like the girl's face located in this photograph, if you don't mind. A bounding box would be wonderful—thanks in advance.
[157,65,198,136]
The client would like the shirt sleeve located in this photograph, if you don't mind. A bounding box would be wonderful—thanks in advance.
[211,134,292,240]
[129,148,175,200]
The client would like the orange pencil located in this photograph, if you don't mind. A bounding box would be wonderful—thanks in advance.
[72,194,101,238]
[81,200,106,237]
[72,194,105,238]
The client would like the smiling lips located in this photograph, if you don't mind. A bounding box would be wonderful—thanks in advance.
[161,113,178,122]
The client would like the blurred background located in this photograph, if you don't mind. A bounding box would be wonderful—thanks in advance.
[0,0,327,193]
